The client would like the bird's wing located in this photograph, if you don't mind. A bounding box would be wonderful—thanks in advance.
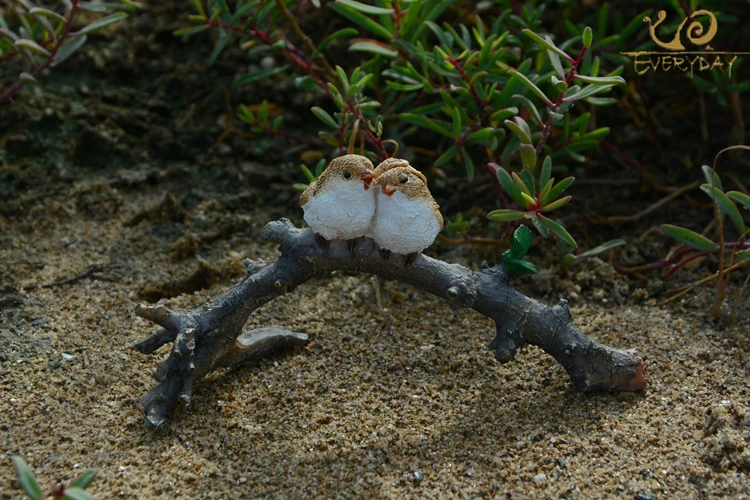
[299,181,316,206]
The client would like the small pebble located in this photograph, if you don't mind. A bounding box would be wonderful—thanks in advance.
[533,473,546,483]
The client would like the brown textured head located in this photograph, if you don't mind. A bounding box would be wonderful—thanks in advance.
[373,157,427,185]
[375,166,430,198]
[300,154,375,206]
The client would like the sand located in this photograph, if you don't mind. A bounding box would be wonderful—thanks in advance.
[1,179,749,499]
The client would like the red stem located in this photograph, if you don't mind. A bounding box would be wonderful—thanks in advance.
[535,46,587,156]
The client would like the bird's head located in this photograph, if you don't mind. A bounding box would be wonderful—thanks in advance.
[373,158,427,185]
[325,154,376,190]
[374,166,426,197]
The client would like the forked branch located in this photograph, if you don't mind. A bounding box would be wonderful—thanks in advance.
[135,218,646,428]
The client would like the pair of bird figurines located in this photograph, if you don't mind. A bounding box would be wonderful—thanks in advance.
[300,154,443,266]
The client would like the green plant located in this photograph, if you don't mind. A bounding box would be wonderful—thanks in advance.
[502,225,538,275]
[175,0,628,253]
[658,146,750,320]
[0,0,137,104]
[12,456,98,500]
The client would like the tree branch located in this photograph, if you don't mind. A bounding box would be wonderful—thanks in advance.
[134,219,646,428]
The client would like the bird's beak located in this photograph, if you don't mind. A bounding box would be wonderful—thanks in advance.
[383,185,396,196]
[361,169,376,190]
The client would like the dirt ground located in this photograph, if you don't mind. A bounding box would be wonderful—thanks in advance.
[2,2,750,499]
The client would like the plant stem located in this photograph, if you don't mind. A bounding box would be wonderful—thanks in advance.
[535,46,587,156]
[273,0,337,81]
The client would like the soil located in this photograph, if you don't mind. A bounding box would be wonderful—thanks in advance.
[1,2,750,499]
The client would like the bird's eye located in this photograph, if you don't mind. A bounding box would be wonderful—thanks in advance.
[343,171,353,179]
[398,174,408,184]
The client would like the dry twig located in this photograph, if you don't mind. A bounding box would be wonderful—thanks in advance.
[134,219,647,428]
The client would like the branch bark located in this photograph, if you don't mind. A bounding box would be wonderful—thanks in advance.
[134,218,647,428]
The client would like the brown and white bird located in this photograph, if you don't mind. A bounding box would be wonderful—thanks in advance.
[372,157,428,184]
[370,166,443,265]
[299,154,376,246]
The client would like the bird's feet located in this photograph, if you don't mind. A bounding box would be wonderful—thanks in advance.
[314,233,329,250]
[380,248,392,261]
[404,252,419,268]
[346,238,358,255]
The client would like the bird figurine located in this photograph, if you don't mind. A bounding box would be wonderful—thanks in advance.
[299,154,377,249]
[372,157,428,185]
[370,166,443,266]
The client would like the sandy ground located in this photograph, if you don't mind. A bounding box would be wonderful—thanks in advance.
[1,178,749,499]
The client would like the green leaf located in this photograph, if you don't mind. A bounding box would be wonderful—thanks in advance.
[310,106,338,128]
[467,127,495,142]
[700,184,746,235]
[507,70,554,108]
[192,0,206,17]
[727,191,750,210]
[503,258,539,276]
[329,3,392,40]
[233,65,290,87]
[173,25,211,36]
[460,148,474,181]
[571,239,626,260]
[511,94,543,127]
[547,47,565,80]
[530,213,550,238]
[315,158,326,177]
[312,28,358,58]
[509,225,533,258]
[70,469,98,489]
[75,12,127,34]
[14,39,50,56]
[539,215,577,247]
[400,113,454,138]
[539,156,552,191]
[737,249,750,261]
[452,107,462,138]
[301,164,316,183]
[496,168,528,207]
[293,183,308,192]
[541,195,571,212]
[62,487,94,500]
[519,144,537,173]
[435,145,458,166]
[336,0,393,15]
[490,107,519,123]
[522,29,575,63]
[349,40,397,57]
[447,213,469,233]
[29,7,67,23]
[209,35,230,66]
[487,209,526,222]
[582,26,593,48]
[701,165,723,191]
[12,457,43,500]
[504,118,531,145]
[584,97,617,106]
[52,34,88,66]
[502,226,538,275]
[572,74,625,85]
[512,171,532,197]
[661,224,718,252]
[563,84,616,102]
[542,177,574,205]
